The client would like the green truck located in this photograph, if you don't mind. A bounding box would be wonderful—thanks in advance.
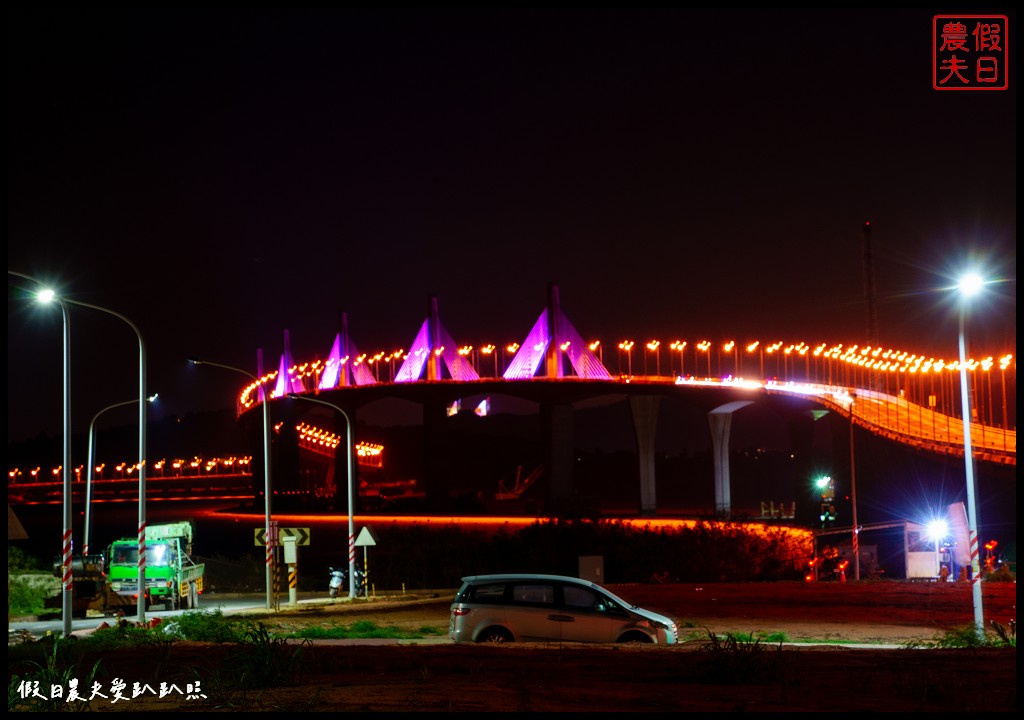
[106,522,205,611]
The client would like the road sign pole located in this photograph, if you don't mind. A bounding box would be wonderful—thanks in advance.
[363,545,370,597]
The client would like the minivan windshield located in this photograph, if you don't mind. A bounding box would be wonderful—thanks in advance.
[589,585,637,610]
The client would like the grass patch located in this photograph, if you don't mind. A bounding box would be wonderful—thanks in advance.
[284,619,446,640]
[695,630,784,683]
[727,630,790,644]
[918,622,1017,649]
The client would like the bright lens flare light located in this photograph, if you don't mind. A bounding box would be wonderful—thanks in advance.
[958,273,984,297]
[925,519,949,542]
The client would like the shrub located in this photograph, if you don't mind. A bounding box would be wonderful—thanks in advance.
[696,630,785,683]
[8,546,45,572]
[162,609,244,643]
[984,565,1015,582]
[7,575,55,619]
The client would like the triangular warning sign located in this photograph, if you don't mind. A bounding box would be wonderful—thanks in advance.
[354,526,377,547]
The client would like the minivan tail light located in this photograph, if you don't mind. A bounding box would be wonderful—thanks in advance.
[452,607,472,616]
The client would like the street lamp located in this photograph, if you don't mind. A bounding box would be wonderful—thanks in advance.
[504,343,519,376]
[9,272,73,636]
[54,294,148,624]
[697,340,711,378]
[670,341,686,377]
[480,344,497,377]
[189,357,274,611]
[747,341,762,380]
[646,340,661,377]
[287,394,356,598]
[84,394,158,557]
[956,273,985,639]
[11,276,149,625]
[458,346,474,373]
[998,354,1012,440]
[618,341,634,376]
[849,394,860,580]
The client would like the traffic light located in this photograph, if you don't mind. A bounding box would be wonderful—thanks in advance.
[819,502,836,527]
[814,476,835,501]
[815,475,836,527]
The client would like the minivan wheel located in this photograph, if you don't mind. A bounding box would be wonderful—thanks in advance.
[618,632,653,644]
[478,627,513,643]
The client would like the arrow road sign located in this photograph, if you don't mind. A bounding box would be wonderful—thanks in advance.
[255,527,311,547]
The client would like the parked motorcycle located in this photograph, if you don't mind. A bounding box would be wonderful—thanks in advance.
[328,567,345,599]
[351,567,366,598]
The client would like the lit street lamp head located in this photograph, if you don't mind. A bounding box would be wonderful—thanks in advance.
[958,273,984,298]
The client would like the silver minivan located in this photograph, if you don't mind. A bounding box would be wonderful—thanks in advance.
[449,573,678,645]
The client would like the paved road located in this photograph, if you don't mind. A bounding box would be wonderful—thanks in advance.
[8,591,361,639]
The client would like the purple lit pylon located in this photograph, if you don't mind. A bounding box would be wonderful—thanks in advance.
[394,296,478,382]
[272,329,306,397]
[319,312,375,390]
[504,283,611,380]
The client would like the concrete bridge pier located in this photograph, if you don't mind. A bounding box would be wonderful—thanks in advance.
[629,395,661,516]
[543,402,575,514]
[709,401,755,519]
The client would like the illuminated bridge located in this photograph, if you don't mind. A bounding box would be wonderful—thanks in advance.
[227,285,1014,519]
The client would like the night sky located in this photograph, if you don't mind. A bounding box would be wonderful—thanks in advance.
[8,8,1016,444]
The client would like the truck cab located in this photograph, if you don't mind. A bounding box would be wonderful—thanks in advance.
[106,522,204,610]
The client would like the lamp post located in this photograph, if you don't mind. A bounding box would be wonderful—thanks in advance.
[62,297,148,623]
[956,273,985,640]
[646,340,661,377]
[287,394,356,598]
[747,341,761,380]
[698,340,711,378]
[458,346,474,373]
[849,394,860,580]
[670,341,686,377]
[9,274,148,626]
[84,395,157,556]
[618,340,634,376]
[9,275,98,636]
[189,357,274,611]
[10,273,74,636]
[480,344,497,377]
[504,343,519,376]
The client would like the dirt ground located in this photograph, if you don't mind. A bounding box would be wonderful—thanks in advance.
[12,581,1017,712]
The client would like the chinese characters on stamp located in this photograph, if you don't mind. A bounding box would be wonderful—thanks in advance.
[933,15,1008,90]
